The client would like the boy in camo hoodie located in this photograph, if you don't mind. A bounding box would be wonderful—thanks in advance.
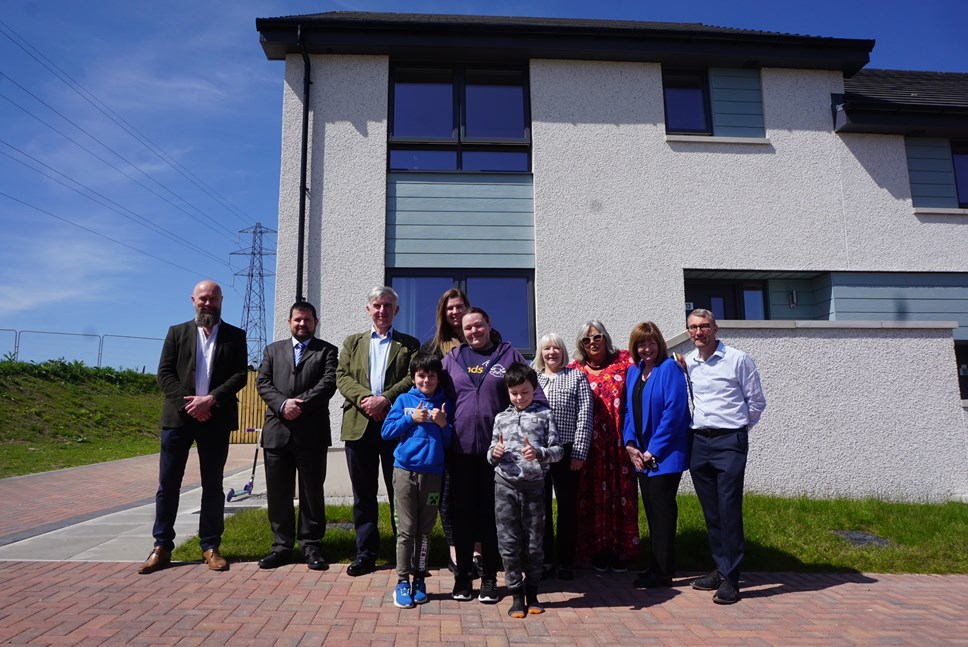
[487,363,562,618]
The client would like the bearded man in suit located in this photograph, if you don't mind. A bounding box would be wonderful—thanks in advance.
[256,301,338,571]
[336,286,420,576]
[138,279,248,574]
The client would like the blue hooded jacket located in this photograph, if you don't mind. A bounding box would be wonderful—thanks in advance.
[381,385,453,474]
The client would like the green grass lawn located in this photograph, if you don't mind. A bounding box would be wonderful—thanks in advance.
[0,359,161,478]
[173,494,968,574]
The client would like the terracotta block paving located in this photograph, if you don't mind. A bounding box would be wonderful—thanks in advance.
[1,562,967,645]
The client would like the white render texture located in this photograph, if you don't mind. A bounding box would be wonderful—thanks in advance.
[273,54,389,345]
[670,322,968,502]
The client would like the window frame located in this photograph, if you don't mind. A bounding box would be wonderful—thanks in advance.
[388,65,532,173]
[951,142,968,208]
[662,69,713,136]
[386,268,536,355]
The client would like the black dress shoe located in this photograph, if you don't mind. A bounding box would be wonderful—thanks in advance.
[713,580,740,604]
[259,551,292,569]
[691,570,724,591]
[346,556,376,577]
[304,547,329,571]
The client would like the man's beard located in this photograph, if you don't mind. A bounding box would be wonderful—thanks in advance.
[195,308,221,328]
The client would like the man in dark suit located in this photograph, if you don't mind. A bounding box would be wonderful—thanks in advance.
[138,280,248,574]
[256,301,338,571]
[336,286,420,576]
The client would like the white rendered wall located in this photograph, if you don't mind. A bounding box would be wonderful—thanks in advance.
[530,61,968,349]
[273,54,389,346]
[669,322,968,502]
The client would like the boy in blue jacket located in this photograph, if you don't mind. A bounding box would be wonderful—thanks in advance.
[381,353,453,608]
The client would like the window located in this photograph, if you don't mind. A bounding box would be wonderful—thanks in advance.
[663,68,765,138]
[663,71,711,134]
[388,270,535,353]
[389,67,530,172]
[684,279,769,320]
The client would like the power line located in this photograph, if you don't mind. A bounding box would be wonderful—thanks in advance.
[0,19,253,227]
[0,81,237,241]
[0,141,231,267]
[0,191,222,279]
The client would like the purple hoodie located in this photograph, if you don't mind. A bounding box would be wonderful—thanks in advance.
[442,341,546,456]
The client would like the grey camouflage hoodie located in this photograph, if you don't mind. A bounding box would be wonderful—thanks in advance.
[487,401,562,486]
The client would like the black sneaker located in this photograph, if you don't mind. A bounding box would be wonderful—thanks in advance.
[478,577,499,604]
[610,559,627,573]
[452,576,473,601]
[713,580,739,604]
[591,555,609,572]
[691,570,724,591]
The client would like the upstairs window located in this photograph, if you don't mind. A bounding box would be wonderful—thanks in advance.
[906,138,968,209]
[953,143,968,208]
[663,68,765,138]
[390,67,530,172]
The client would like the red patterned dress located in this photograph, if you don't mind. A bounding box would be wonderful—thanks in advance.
[570,349,640,564]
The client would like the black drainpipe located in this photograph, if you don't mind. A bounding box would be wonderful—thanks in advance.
[295,25,311,303]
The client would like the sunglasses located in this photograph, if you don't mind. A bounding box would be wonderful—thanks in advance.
[580,333,604,347]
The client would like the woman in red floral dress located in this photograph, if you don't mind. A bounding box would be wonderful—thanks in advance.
[569,320,639,572]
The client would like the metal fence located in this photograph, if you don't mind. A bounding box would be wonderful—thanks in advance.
[0,328,164,373]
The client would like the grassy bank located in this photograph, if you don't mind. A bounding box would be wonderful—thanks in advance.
[0,359,161,478]
[173,494,968,574]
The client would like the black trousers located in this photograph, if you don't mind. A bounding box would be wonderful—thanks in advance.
[264,440,327,553]
[542,443,580,569]
[447,452,501,580]
[689,430,748,588]
[344,421,397,560]
[637,471,682,577]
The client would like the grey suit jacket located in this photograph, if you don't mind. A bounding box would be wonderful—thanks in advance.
[257,336,339,450]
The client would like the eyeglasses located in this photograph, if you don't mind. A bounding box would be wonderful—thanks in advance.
[580,334,604,346]
[687,323,713,333]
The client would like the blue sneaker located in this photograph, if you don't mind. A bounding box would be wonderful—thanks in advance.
[412,577,428,604]
[393,580,414,609]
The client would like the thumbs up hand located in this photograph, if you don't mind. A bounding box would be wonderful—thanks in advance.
[522,435,537,461]
[431,402,447,428]
[411,401,430,424]
[492,433,505,460]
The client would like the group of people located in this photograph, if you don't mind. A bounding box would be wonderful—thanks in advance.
[137,279,766,613]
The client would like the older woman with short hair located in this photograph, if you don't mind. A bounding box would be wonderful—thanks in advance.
[623,322,691,589]
[568,321,638,572]
[533,333,593,580]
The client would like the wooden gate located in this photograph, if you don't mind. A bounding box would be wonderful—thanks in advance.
[232,370,265,443]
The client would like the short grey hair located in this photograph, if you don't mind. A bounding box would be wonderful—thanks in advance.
[533,332,569,372]
[688,308,717,326]
[572,320,617,364]
[366,286,399,306]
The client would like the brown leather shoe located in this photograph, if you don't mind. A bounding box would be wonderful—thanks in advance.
[137,547,171,575]
[203,548,229,571]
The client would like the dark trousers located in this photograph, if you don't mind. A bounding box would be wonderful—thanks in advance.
[542,443,579,569]
[689,430,748,588]
[153,422,230,552]
[637,471,682,578]
[448,452,501,580]
[264,441,327,554]
[344,422,397,560]
[495,481,545,590]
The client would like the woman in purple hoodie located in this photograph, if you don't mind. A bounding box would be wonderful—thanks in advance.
[442,307,541,605]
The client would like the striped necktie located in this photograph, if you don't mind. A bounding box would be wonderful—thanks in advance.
[294,341,305,365]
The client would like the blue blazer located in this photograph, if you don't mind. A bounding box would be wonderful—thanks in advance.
[622,356,691,476]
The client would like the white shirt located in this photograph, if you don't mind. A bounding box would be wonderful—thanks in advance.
[368,327,393,396]
[687,340,766,430]
[195,323,219,397]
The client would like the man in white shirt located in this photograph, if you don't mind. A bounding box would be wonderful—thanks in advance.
[336,287,420,576]
[685,308,766,604]
[139,280,248,575]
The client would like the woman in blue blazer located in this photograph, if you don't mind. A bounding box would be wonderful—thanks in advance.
[623,322,691,589]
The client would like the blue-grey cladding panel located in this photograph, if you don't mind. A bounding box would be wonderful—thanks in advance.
[709,69,765,138]
[905,138,957,209]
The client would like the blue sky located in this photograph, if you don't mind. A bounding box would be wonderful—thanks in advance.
[1,0,965,370]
